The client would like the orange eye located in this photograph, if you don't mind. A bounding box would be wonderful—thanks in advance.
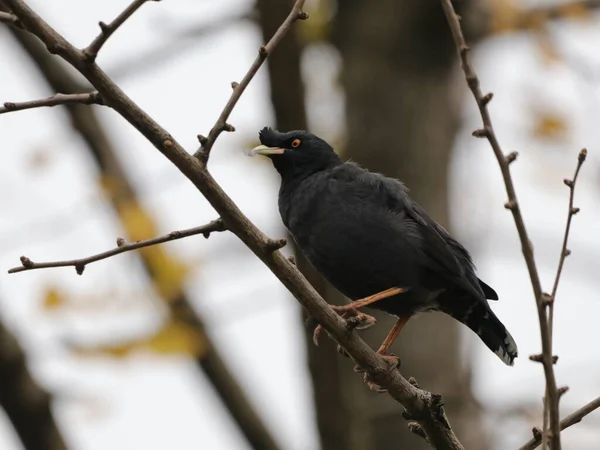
[291,139,301,148]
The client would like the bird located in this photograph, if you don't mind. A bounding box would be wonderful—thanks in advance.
[250,127,518,372]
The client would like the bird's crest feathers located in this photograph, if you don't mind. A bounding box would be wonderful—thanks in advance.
[259,127,279,147]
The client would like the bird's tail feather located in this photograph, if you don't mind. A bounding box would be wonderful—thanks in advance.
[443,298,518,365]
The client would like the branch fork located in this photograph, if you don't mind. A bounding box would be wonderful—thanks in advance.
[82,0,156,62]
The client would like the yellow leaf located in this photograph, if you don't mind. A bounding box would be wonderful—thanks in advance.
[145,321,205,356]
[73,343,132,359]
[490,0,521,33]
[533,27,561,64]
[556,3,593,21]
[490,0,592,34]
[42,286,66,310]
[71,320,206,359]
[532,113,568,140]
[142,247,189,302]
[97,174,123,201]
[117,200,157,241]
[115,200,189,301]
[298,0,334,43]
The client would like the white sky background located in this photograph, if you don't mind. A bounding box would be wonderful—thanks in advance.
[0,1,599,449]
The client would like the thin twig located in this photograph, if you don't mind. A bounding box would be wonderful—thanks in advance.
[439,1,562,448]
[548,149,587,333]
[82,0,154,62]
[542,149,587,444]
[194,0,308,166]
[8,219,225,275]
[519,396,600,450]
[0,92,102,114]
[5,0,465,447]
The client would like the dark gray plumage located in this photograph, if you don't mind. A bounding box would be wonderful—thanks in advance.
[253,127,518,365]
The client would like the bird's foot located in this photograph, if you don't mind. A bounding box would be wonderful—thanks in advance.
[341,309,377,330]
[335,310,377,357]
[311,287,407,348]
[312,324,325,346]
[364,375,388,393]
[312,308,377,347]
[380,353,401,369]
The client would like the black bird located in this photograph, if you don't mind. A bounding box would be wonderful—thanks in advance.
[250,127,518,368]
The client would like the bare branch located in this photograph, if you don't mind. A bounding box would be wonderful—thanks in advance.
[82,0,155,62]
[2,8,283,450]
[8,219,225,275]
[439,1,562,448]
[194,0,309,165]
[519,396,600,450]
[0,91,102,115]
[4,0,465,447]
[540,148,587,445]
[548,149,587,327]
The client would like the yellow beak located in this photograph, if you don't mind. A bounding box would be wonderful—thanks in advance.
[249,144,285,157]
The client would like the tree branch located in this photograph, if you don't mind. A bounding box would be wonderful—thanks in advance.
[8,219,225,275]
[439,1,562,448]
[194,0,308,166]
[1,9,283,450]
[4,0,465,447]
[548,149,587,333]
[0,92,102,115]
[519,396,600,450]
[541,149,587,444]
[82,0,155,62]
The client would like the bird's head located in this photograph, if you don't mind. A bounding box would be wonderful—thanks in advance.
[250,127,341,179]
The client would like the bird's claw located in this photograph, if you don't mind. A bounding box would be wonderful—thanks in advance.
[380,353,401,369]
[336,344,349,357]
[312,324,324,346]
[344,310,377,330]
[364,374,388,393]
[311,308,376,347]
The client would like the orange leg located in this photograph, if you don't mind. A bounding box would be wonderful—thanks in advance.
[361,315,412,393]
[312,287,408,347]
[377,315,412,355]
[332,287,408,313]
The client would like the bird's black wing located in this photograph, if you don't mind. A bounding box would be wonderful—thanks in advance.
[332,164,493,301]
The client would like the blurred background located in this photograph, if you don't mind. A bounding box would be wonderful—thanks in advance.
[0,0,599,449]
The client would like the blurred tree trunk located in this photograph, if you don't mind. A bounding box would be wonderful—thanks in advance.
[255,1,355,446]
[259,0,489,448]
[325,1,488,449]
[2,15,280,450]
[0,315,68,450]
